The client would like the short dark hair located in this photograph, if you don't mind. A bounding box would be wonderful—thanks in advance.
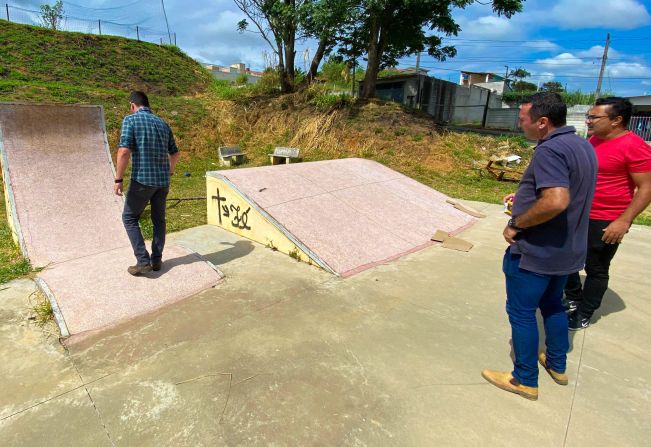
[522,92,567,127]
[129,91,150,107]
[595,96,633,127]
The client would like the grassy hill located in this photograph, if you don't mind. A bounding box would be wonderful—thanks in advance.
[0,21,211,95]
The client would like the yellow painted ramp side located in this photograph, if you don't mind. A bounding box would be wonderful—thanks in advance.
[206,175,331,273]
[0,140,23,251]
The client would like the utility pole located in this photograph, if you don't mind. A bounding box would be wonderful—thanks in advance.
[161,0,172,44]
[595,33,610,99]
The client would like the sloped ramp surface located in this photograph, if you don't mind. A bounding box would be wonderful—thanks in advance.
[207,158,477,276]
[1,103,223,340]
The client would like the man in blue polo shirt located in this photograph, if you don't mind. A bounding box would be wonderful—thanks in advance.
[114,91,180,276]
[482,92,597,400]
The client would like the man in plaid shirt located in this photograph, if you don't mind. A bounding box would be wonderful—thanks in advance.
[114,91,180,275]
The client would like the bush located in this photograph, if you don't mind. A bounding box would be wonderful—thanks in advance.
[251,68,280,95]
[312,92,352,111]
[210,79,242,99]
[235,73,249,85]
[502,90,613,107]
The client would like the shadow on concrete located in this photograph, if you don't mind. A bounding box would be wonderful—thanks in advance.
[507,285,627,361]
[591,288,626,322]
[202,240,255,266]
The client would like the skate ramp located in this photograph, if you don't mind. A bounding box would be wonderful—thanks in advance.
[1,103,223,340]
[207,159,477,277]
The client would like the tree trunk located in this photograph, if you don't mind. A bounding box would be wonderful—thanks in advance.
[362,16,382,99]
[273,36,294,94]
[305,37,329,85]
[282,33,295,93]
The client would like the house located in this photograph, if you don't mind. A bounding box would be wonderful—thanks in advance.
[359,69,505,127]
[628,95,651,141]
[202,62,263,84]
[459,71,512,95]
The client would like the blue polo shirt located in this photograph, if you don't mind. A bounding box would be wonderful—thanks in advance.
[511,126,597,275]
[118,107,178,187]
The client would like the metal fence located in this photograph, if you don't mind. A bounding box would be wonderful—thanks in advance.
[2,3,175,45]
[630,116,651,142]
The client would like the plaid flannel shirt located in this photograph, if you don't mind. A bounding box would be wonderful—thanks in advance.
[118,107,178,187]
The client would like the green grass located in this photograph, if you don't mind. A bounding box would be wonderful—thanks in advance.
[0,179,31,284]
[0,21,212,95]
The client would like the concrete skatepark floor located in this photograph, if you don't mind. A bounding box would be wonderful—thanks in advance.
[1,202,649,446]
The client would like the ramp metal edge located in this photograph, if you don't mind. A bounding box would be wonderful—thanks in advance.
[210,172,338,276]
[0,126,29,258]
[34,277,70,338]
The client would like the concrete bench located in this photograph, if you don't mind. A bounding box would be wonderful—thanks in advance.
[269,147,300,165]
[218,146,245,167]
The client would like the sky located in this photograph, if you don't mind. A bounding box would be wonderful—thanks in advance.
[9,0,651,96]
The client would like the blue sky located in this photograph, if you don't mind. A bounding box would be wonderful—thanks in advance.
[11,0,651,96]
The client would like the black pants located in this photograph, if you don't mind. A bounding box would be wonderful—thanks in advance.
[122,180,169,265]
[565,219,620,318]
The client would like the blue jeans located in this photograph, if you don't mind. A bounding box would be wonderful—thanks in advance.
[122,180,169,266]
[503,248,569,387]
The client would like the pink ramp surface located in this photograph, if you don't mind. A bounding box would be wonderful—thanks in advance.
[214,158,477,276]
[1,103,223,339]
[0,103,127,266]
[38,244,223,338]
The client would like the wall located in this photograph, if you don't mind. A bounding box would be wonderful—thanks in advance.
[451,85,502,125]
[485,108,520,130]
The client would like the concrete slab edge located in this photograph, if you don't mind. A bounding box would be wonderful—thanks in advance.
[171,242,226,279]
[0,125,29,259]
[211,172,338,276]
[33,277,69,338]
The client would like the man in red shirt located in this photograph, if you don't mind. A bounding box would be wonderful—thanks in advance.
[565,97,651,330]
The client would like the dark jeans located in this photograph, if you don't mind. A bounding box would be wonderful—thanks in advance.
[565,219,620,319]
[122,180,169,266]
[503,248,568,387]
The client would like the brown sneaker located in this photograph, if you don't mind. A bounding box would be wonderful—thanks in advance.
[538,352,568,385]
[151,260,162,271]
[127,264,153,276]
[481,369,538,401]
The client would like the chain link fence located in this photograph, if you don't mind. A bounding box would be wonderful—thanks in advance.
[2,3,175,46]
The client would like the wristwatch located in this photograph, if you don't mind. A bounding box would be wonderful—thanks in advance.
[508,217,524,231]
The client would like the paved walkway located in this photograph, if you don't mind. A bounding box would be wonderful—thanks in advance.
[0,202,649,446]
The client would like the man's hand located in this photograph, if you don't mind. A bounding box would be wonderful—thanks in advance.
[503,193,515,203]
[503,224,519,245]
[114,182,123,196]
[602,218,630,244]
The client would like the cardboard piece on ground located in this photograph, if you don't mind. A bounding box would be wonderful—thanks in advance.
[446,199,487,219]
[431,230,450,242]
[442,237,474,252]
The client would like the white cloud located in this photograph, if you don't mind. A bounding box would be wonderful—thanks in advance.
[576,46,620,59]
[456,15,519,40]
[550,0,651,29]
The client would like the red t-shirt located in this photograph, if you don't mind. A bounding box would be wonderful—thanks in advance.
[590,131,651,220]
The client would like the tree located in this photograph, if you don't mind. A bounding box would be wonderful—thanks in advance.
[512,80,538,92]
[509,67,530,81]
[300,0,358,84]
[235,0,307,93]
[40,0,64,30]
[541,81,565,93]
[508,67,535,92]
[346,0,523,99]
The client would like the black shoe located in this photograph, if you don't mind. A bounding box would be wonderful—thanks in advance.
[569,313,590,331]
[562,296,578,314]
[128,264,153,276]
[151,260,162,271]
